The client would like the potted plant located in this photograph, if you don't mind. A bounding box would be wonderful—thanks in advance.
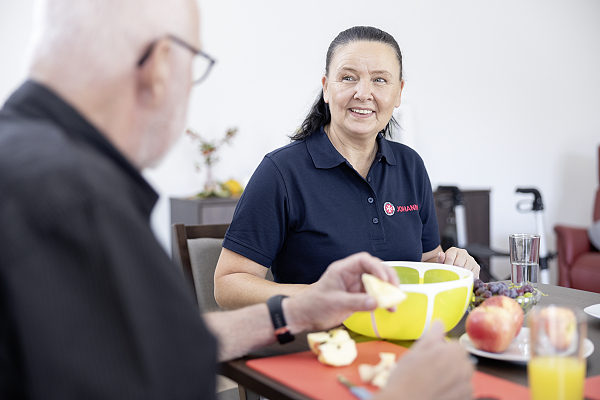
[186,127,243,198]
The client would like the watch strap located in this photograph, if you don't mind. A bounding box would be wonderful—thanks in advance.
[266,295,295,344]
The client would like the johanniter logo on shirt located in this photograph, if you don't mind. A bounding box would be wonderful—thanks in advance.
[384,202,395,216]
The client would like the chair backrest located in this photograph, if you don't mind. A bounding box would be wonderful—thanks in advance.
[172,223,230,312]
[595,146,600,222]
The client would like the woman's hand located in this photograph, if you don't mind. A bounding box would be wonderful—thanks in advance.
[437,247,480,279]
[423,245,480,279]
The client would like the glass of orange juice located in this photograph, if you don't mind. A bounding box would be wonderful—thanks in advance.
[527,305,587,400]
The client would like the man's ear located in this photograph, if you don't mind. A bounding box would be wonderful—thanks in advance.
[137,39,171,106]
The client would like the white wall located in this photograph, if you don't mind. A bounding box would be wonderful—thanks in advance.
[2,0,599,281]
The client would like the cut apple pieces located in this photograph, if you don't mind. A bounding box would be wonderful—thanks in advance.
[358,363,376,383]
[371,369,391,389]
[317,339,358,367]
[306,328,357,367]
[361,273,407,309]
[358,352,397,388]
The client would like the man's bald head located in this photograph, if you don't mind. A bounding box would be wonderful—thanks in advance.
[25,0,201,169]
[28,0,198,87]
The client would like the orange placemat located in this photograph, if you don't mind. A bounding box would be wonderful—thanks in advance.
[473,371,529,400]
[246,341,530,400]
[585,375,600,400]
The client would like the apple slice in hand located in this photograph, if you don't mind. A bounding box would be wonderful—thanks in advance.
[361,273,406,309]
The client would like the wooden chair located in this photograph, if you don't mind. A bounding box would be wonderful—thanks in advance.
[172,223,229,311]
[172,223,259,400]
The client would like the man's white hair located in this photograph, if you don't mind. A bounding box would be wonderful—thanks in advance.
[28,0,193,85]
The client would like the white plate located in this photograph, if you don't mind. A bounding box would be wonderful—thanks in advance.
[584,304,600,319]
[459,327,595,364]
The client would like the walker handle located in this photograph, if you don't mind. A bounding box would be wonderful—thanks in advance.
[516,188,544,211]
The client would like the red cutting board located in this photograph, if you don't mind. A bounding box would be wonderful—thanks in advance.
[247,341,531,400]
[247,341,405,399]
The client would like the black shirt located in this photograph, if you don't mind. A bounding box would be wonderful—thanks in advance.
[0,81,217,399]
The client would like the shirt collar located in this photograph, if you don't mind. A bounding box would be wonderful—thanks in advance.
[306,126,397,169]
[377,132,397,166]
[4,80,159,216]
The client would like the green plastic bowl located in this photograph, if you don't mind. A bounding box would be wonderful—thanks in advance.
[344,261,474,340]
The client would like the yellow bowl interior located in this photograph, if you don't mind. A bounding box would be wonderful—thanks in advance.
[343,261,473,340]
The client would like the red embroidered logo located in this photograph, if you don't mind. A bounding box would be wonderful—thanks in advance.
[384,202,395,216]
[397,204,419,212]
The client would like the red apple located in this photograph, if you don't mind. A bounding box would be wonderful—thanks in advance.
[539,306,577,351]
[482,295,524,336]
[466,304,517,353]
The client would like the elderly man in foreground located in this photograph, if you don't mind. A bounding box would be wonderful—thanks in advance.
[0,1,473,399]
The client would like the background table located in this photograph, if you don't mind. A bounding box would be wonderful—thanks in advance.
[220,284,600,400]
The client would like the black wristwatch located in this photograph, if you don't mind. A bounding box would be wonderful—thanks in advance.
[266,295,295,344]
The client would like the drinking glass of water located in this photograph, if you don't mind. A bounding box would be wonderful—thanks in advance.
[509,233,540,288]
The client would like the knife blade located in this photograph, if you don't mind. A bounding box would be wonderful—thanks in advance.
[337,374,373,400]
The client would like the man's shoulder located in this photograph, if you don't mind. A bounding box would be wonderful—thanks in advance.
[0,117,121,209]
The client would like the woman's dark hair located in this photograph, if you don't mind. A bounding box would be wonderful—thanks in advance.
[291,26,403,141]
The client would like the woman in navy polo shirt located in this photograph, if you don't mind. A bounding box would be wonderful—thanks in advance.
[214,26,479,309]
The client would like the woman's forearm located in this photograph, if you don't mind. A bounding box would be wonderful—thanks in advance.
[214,273,310,309]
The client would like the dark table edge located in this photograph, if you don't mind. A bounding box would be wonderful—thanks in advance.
[220,284,600,400]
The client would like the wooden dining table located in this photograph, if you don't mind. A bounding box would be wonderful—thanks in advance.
[220,283,600,400]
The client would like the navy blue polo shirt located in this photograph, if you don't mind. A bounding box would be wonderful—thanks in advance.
[223,127,440,284]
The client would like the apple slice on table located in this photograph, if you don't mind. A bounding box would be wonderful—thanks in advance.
[466,299,519,353]
[306,328,357,367]
[307,328,352,354]
[361,273,407,309]
[358,352,397,388]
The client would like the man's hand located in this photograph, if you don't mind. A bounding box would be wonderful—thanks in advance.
[283,252,399,333]
[437,247,480,279]
[376,321,474,400]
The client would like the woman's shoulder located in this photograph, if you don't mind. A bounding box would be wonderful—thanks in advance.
[264,139,308,162]
[384,139,425,164]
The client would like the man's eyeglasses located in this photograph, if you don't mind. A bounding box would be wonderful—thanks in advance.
[137,34,216,85]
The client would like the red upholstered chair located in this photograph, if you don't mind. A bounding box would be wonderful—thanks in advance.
[554,146,600,293]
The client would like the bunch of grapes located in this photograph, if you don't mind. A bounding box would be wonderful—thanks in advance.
[471,279,535,308]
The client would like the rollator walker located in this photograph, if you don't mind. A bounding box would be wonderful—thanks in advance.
[437,186,552,284]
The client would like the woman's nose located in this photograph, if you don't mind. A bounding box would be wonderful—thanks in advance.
[354,79,373,101]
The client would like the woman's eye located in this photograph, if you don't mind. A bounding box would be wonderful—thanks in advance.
[374,77,387,83]
[342,76,355,82]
